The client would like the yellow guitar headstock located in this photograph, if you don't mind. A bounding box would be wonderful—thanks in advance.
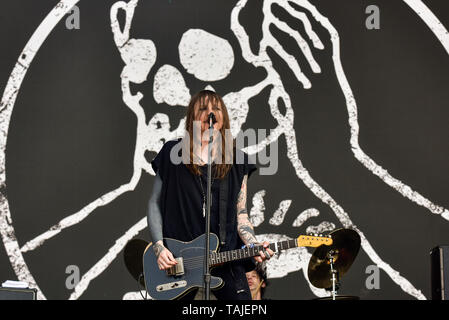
[297,234,333,247]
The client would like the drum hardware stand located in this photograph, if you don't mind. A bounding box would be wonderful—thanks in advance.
[327,250,340,300]
[307,229,361,301]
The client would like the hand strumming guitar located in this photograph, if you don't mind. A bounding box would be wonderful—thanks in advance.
[153,240,177,270]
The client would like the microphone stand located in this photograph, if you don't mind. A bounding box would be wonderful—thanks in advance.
[203,114,215,300]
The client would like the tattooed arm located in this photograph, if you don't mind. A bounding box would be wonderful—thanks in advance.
[237,175,258,244]
[147,173,163,245]
[147,172,177,270]
[237,175,274,262]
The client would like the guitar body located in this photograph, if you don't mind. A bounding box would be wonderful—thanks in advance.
[143,233,224,300]
[142,231,333,299]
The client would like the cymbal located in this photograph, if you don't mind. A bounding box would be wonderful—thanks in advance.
[124,238,150,287]
[307,228,361,289]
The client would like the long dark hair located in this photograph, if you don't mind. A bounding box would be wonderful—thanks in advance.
[184,90,234,179]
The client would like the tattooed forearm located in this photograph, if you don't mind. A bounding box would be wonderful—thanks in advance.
[237,175,248,216]
[238,208,248,215]
[237,174,257,244]
[152,240,165,258]
[237,213,258,244]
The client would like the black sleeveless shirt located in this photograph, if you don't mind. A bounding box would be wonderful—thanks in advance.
[150,138,257,252]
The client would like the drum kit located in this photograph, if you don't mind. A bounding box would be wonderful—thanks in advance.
[124,228,361,300]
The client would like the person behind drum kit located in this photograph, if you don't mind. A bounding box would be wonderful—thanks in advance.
[147,90,274,300]
[246,262,269,300]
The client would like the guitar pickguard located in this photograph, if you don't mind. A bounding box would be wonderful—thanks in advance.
[143,233,223,300]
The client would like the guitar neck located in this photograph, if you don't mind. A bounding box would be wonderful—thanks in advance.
[210,239,297,266]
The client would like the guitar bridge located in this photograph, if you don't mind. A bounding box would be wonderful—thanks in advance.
[166,257,184,276]
[156,280,187,292]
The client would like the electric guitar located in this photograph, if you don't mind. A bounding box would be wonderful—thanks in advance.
[143,232,333,300]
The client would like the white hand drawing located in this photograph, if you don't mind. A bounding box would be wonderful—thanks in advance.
[1,0,448,300]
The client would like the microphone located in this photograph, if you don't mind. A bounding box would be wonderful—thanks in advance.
[208,112,217,126]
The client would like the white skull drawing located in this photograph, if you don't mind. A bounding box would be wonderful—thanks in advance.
[103,0,449,300]
[1,0,447,300]
[108,0,335,298]
[110,3,265,157]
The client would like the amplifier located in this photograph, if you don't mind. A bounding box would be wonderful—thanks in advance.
[0,287,37,300]
[430,246,449,300]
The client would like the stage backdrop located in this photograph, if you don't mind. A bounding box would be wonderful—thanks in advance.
[1,0,448,300]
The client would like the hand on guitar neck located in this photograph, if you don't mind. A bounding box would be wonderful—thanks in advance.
[246,241,274,263]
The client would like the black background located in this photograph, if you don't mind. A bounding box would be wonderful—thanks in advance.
[0,0,448,300]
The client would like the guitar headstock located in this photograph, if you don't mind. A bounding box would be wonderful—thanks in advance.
[297,234,333,247]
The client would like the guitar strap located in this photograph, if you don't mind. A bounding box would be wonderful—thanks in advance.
[219,173,229,247]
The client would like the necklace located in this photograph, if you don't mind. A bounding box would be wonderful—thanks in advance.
[197,167,215,217]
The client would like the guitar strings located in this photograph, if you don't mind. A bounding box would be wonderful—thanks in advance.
[180,246,265,263]
[165,239,322,270]
[180,250,260,265]
[168,249,265,269]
